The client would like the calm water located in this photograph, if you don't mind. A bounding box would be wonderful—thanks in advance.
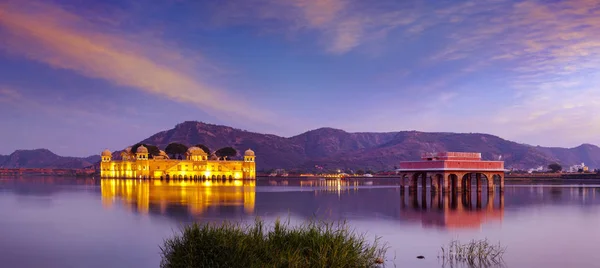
[1,177,600,267]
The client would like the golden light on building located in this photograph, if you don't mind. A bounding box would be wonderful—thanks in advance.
[100,147,256,180]
[100,179,256,216]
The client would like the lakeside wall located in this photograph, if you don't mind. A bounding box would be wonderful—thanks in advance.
[506,172,600,180]
[0,168,96,177]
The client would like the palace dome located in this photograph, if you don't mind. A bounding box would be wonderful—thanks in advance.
[101,149,112,156]
[136,145,148,154]
[187,147,207,155]
[244,149,255,156]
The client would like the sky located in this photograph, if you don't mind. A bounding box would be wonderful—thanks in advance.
[1,0,600,157]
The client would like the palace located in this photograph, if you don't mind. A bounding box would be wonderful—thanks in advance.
[100,145,256,180]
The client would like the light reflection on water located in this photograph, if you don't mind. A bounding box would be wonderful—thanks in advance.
[1,177,600,267]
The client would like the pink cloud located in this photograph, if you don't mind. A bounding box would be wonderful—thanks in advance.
[0,87,21,102]
[0,0,270,123]
[213,0,418,54]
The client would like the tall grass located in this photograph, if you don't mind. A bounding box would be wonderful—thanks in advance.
[160,218,388,268]
[438,239,506,267]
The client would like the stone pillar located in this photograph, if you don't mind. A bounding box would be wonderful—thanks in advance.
[410,190,419,209]
[499,191,504,209]
[456,192,464,212]
[444,192,450,211]
[476,191,482,209]
[487,174,495,192]
[465,191,472,209]
[476,173,482,192]
[409,174,417,192]
[442,174,451,193]
[487,190,495,211]
[421,173,428,194]
[421,189,428,210]
[499,174,505,192]
[400,190,406,209]
[465,174,472,192]
[399,175,405,193]
[455,174,463,193]
[432,190,441,209]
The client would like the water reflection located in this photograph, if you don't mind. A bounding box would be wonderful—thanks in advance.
[99,178,506,230]
[100,179,256,217]
[400,190,504,230]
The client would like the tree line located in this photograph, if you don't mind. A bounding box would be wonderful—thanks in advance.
[130,143,237,160]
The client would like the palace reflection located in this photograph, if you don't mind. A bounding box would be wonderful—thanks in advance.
[399,190,505,229]
[100,179,255,217]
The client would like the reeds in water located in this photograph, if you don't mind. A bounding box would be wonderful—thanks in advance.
[438,239,506,267]
[160,218,388,268]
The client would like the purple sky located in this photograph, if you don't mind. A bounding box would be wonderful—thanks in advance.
[1,0,599,157]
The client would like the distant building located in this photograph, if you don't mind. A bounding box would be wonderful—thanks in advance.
[100,146,256,180]
[269,169,288,177]
[528,166,545,173]
[568,162,587,173]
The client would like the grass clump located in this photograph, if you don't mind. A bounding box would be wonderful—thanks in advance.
[160,218,387,268]
[438,239,506,267]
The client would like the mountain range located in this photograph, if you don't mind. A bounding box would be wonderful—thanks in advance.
[2,121,599,171]
[0,149,99,169]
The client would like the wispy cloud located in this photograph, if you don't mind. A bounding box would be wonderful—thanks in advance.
[0,87,21,102]
[0,0,270,122]
[362,0,600,146]
[213,0,418,54]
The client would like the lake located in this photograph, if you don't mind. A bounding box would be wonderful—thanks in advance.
[1,177,600,267]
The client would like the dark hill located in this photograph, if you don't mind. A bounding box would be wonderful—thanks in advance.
[5,121,599,171]
[135,121,600,171]
[0,149,97,169]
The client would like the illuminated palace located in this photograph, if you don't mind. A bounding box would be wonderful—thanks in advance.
[100,146,256,180]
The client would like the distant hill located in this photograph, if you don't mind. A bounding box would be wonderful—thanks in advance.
[4,121,600,171]
[0,149,97,169]
[137,121,600,171]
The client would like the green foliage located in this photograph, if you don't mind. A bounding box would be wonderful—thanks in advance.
[131,143,160,157]
[548,163,562,173]
[215,147,237,160]
[160,218,387,268]
[438,239,506,267]
[194,144,211,155]
[165,143,189,159]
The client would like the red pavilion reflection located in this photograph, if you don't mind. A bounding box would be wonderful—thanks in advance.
[400,190,504,230]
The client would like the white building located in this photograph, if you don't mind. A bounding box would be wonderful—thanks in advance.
[528,166,545,173]
[569,163,586,173]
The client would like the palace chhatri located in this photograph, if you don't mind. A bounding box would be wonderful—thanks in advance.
[100,145,256,180]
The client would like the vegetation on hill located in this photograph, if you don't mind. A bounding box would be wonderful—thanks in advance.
[215,147,237,160]
[548,163,563,173]
[160,218,387,268]
[194,144,211,155]
[131,143,160,157]
[165,143,188,159]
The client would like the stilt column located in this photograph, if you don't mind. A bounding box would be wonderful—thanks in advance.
[442,174,451,193]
